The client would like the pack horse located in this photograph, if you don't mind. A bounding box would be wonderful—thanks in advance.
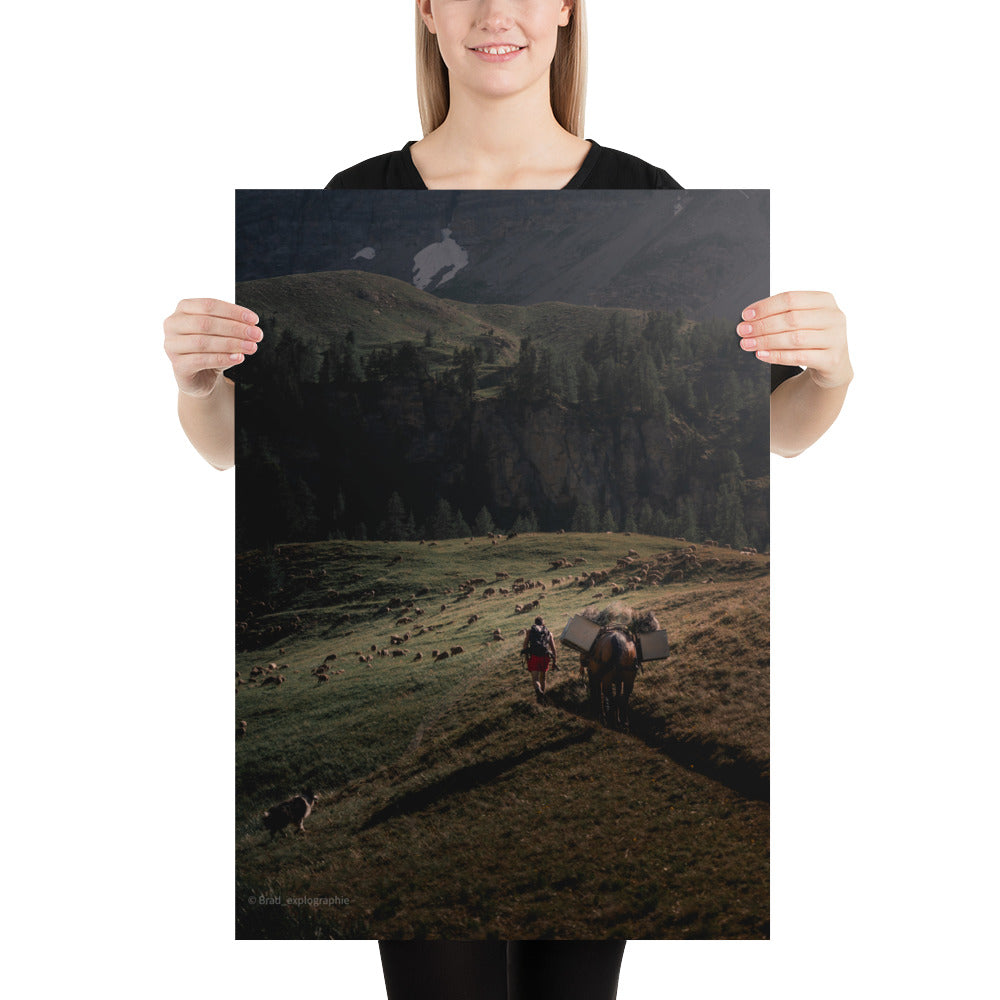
[561,612,670,733]
[580,628,639,732]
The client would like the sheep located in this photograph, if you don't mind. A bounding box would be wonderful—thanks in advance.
[413,652,423,661]
[323,653,338,662]
[450,645,464,656]
[316,673,330,684]
[260,674,285,686]
[468,614,479,625]
[435,651,450,661]
[237,720,247,739]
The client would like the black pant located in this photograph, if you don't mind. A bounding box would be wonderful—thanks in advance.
[379,941,628,1000]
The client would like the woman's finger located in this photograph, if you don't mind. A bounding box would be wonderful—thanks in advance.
[164,329,260,359]
[748,347,832,369]
[174,298,259,326]
[737,307,841,340]
[741,290,837,322]
[738,329,834,355]
[164,311,262,343]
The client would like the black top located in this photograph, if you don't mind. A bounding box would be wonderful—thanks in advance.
[325,140,801,393]
[326,139,682,191]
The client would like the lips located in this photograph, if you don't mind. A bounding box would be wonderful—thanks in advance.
[468,43,526,64]
[470,44,526,55]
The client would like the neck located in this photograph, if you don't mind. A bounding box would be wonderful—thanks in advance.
[434,79,569,167]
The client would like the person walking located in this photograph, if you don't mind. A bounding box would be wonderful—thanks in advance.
[522,615,558,704]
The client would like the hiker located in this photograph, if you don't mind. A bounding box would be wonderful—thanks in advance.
[522,615,558,703]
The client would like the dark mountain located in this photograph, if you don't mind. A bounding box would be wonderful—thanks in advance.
[236,190,768,322]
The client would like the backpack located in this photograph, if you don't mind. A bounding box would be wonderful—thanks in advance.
[527,624,550,656]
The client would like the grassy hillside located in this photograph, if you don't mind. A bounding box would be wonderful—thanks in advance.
[236,269,699,385]
[236,532,769,939]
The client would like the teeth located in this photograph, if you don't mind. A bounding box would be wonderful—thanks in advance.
[477,45,521,55]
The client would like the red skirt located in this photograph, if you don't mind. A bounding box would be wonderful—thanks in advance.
[527,654,551,672]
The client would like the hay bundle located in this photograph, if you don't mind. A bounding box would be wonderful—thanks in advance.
[580,601,661,633]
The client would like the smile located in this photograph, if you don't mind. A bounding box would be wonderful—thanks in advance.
[471,45,525,55]
[469,44,526,61]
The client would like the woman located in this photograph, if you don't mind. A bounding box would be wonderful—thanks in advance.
[165,1,851,994]
[164,0,852,471]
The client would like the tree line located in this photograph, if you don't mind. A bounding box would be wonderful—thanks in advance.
[235,305,767,552]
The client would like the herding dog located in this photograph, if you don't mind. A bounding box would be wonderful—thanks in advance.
[262,790,319,838]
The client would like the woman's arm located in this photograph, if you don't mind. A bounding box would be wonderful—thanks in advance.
[769,370,851,458]
[178,375,235,471]
[738,291,853,457]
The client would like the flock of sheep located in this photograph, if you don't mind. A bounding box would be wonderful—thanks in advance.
[238,538,766,838]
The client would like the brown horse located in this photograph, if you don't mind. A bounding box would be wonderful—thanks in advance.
[579,628,638,732]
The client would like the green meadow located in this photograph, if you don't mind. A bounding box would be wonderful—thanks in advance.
[236,532,769,939]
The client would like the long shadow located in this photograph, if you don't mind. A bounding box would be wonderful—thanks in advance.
[546,688,769,803]
[360,728,595,830]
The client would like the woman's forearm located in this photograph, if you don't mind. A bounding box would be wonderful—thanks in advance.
[769,370,852,458]
[177,375,235,470]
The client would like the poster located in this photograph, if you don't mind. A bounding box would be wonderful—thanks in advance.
[234,190,769,939]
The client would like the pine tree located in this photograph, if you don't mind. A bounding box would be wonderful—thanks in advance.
[429,498,455,540]
[381,492,411,541]
[571,502,598,533]
[473,506,496,536]
[512,509,538,533]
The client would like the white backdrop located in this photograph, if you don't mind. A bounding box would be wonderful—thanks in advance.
[4,2,995,996]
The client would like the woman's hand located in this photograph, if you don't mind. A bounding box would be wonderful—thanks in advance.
[737,290,852,389]
[163,297,262,398]
[741,291,853,456]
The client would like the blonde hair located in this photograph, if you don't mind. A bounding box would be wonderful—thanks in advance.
[415,1,588,137]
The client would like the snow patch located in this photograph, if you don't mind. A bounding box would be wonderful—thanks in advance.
[412,228,469,290]
[353,246,376,260]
